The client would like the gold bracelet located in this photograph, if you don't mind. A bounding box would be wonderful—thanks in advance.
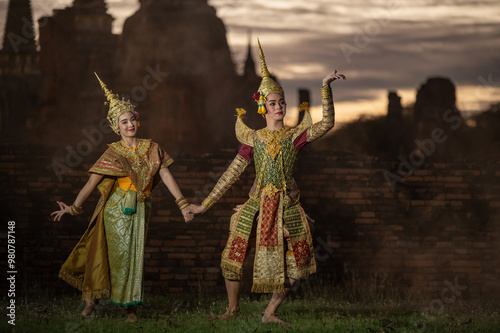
[175,197,189,210]
[69,204,84,216]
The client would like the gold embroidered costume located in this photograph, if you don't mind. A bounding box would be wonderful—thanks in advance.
[59,75,174,305]
[59,139,173,304]
[202,41,335,293]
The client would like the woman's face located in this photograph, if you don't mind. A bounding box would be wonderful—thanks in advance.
[118,111,138,138]
[264,93,286,122]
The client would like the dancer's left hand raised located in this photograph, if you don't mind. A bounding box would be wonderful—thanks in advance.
[323,70,346,86]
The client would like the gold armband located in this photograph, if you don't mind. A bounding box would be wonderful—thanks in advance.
[201,154,249,211]
[307,85,334,142]
[175,196,190,210]
[69,203,84,216]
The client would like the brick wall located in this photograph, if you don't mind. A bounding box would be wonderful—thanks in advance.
[1,144,499,300]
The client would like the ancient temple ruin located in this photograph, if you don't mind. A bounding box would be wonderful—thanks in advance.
[0,0,260,153]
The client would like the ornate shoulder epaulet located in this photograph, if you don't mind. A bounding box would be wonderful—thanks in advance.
[235,108,256,147]
[292,102,313,141]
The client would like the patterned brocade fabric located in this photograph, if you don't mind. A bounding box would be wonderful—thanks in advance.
[307,85,334,142]
[252,127,299,203]
[59,139,172,301]
[89,139,173,201]
[216,118,318,292]
[213,86,335,292]
[103,187,152,306]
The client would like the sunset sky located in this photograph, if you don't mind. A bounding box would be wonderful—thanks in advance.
[1,0,499,123]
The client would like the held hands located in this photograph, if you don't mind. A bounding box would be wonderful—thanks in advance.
[180,204,206,223]
[323,70,346,86]
[51,201,70,221]
[182,204,195,223]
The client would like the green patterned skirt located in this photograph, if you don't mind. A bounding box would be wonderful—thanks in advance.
[103,187,151,306]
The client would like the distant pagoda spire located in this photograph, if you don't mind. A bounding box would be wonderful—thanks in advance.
[1,0,37,54]
[243,29,256,77]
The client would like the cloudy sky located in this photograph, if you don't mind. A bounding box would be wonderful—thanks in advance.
[1,0,499,122]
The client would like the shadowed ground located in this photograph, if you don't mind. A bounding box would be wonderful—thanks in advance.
[3,279,500,333]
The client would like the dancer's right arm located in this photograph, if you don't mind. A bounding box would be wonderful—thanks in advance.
[191,145,253,214]
[51,173,103,221]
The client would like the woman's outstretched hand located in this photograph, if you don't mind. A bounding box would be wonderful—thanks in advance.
[323,70,346,86]
[51,201,70,221]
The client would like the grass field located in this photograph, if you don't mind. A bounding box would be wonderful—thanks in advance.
[3,281,500,333]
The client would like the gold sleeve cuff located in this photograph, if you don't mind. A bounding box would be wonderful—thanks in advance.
[307,85,334,142]
[321,84,333,100]
[201,154,249,211]
[201,196,216,210]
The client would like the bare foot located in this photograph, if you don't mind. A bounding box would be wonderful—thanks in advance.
[81,299,98,319]
[218,308,241,320]
[125,306,138,323]
[262,313,291,328]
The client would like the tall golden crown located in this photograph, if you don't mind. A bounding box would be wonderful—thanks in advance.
[94,72,135,134]
[255,39,284,114]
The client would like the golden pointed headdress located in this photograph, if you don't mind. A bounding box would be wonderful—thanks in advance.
[254,39,284,114]
[94,72,136,135]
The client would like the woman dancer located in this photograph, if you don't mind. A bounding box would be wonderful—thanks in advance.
[192,40,345,326]
[52,74,194,322]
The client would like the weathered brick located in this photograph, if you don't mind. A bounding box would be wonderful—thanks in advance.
[359,211,376,218]
[335,192,363,199]
[340,199,372,205]
[404,260,435,267]
[450,261,482,267]
[355,218,379,224]
[167,253,196,259]
[2,145,499,300]
[445,193,472,200]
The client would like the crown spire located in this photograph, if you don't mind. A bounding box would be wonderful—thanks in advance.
[253,39,284,114]
[95,72,136,135]
[257,38,271,79]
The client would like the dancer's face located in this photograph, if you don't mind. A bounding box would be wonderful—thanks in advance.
[118,111,138,138]
[265,93,286,122]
